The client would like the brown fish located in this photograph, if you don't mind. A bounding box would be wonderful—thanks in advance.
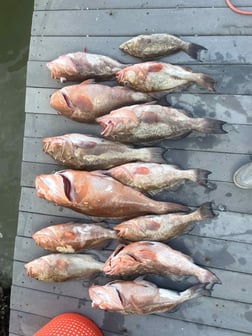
[50,79,153,123]
[47,51,128,82]
[116,62,215,92]
[96,104,226,143]
[89,278,211,315]
[35,170,189,218]
[119,34,207,60]
[42,133,165,170]
[114,202,215,241]
[102,241,221,285]
[106,162,211,191]
[32,222,118,253]
[24,253,103,282]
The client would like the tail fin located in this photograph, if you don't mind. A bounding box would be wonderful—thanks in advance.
[182,283,211,301]
[138,147,166,164]
[198,202,216,220]
[195,73,216,92]
[194,118,227,134]
[190,169,211,187]
[186,42,207,60]
[199,268,222,286]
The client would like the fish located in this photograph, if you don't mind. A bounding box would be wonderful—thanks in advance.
[32,222,118,253]
[35,170,189,219]
[119,34,207,60]
[24,253,103,282]
[96,104,226,143]
[47,51,129,83]
[42,133,165,170]
[116,62,215,93]
[102,241,221,285]
[50,79,153,123]
[89,278,211,315]
[114,202,215,241]
[105,162,211,192]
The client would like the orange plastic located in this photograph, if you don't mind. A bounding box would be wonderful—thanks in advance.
[225,0,252,15]
[34,313,103,336]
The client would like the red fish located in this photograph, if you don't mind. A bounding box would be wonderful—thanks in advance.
[89,278,211,315]
[116,62,215,93]
[35,170,189,218]
[106,162,211,191]
[102,241,221,285]
[42,133,165,170]
[47,51,128,82]
[32,222,118,253]
[24,253,103,282]
[96,103,225,143]
[50,79,153,123]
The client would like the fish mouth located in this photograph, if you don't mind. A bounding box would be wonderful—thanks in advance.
[115,70,124,84]
[50,90,74,116]
[57,171,74,202]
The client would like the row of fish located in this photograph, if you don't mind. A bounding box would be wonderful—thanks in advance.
[29,34,222,315]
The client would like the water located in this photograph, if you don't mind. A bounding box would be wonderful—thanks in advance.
[0,0,34,289]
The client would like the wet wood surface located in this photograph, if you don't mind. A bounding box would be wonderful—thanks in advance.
[10,1,252,335]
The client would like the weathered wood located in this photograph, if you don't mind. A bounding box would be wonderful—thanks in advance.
[31,9,252,36]
[34,0,252,10]
[29,35,252,65]
[26,61,252,95]
[23,113,251,155]
[10,285,252,334]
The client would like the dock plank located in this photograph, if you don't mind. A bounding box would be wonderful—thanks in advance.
[31,8,252,36]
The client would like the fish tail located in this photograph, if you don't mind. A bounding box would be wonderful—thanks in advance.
[194,118,227,134]
[198,202,216,220]
[190,169,212,187]
[195,73,216,92]
[159,201,190,214]
[138,147,166,164]
[182,283,211,301]
[185,42,207,60]
[198,268,222,286]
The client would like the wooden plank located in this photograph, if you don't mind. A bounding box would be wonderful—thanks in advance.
[29,35,252,65]
[10,285,252,334]
[12,258,252,304]
[34,0,252,10]
[21,143,251,184]
[17,209,252,245]
[31,9,252,36]
[26,61,252,95]
[25,87,252,125]
[23,113,251,155]
[14,232,252,276]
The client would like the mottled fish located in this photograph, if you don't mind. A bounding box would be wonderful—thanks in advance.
[42,133,165,170]
[35,170,189,218]
[89,278,211,315]
[103,241,221,285]
[96,104,226,143]
[116,62,215,92]
[47,51,128,82]
[50,79,153,123]
[120,34,207,60]
[32,222,118,253]
[105,162,211,192]
[114,202,215,241]
[24,253,103,282]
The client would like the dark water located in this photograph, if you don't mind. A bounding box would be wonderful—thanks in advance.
[0,0,34,288]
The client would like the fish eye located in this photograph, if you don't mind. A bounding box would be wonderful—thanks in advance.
[123,80,130,87]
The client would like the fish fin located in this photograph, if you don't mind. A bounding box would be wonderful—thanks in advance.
[186,42,207,61]
[194,118,227,134]
[198,202,216,219]
[147,90,174,100]
[191,169,212,187]
[169,274,190,282]
[168,130,192,140]
[71,94,93,112]
[140,147,166,164]
[195,74,216,92]
[200,268,222,286]
[183,66,192,72]
[183,283,212,300]
[177,108,193,118]
[79,78,96,86]
[129,295,144,314]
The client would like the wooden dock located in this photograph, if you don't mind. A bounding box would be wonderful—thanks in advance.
[10,1,252,335]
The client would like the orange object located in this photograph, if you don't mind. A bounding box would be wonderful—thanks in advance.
[225,0,252,15]
[34,313,103,336]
